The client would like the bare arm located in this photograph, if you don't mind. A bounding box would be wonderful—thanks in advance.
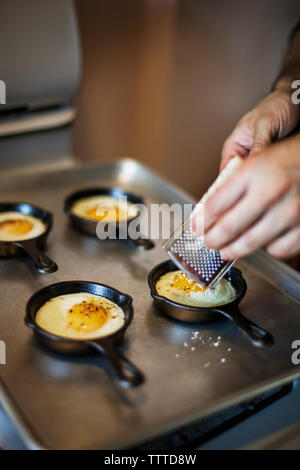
[220,25,300,171]
[275,23,300,94]
[192,24,300,261]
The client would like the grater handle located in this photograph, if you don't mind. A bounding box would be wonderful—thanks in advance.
[215,304,274,347]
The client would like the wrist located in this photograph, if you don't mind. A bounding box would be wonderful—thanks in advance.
[273,84,300,127]
[274,76,299,97]
[257,88,300,139]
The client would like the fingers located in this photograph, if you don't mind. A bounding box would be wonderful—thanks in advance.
[249,119,272,155]
[199,165,249,234]
[220,88,299,172]
[218,194,300,259]
[204,181,292,253]
[203,158,293,251]
[205,194,256,250]
[220,138,249,172]
[267,225,300,259]
[220,124,252,172]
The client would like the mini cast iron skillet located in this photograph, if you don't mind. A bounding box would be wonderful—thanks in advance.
[148,260,274,348]
[64,187,154,250]
[0,202,58,274]
[25,280,144,387]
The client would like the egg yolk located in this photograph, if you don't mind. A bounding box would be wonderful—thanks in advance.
[85,205,121,222]
[171,272,207,293]
[67,301,108,333]
[0,219,33,237]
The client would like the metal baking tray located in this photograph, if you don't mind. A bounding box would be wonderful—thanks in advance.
[0,158,300,450]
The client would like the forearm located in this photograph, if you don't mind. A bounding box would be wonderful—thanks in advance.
[274,27,300,94]
[220,24,300,169]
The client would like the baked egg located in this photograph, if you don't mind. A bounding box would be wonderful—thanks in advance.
[0,211,46,242]
[71,195,139,222]
[156,270,237,307]
[35,292,125,339]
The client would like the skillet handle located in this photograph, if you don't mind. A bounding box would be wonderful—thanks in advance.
[129,237,155,250]
[88,339,145,387]
[15,240,58,274]
[216,304,274,347]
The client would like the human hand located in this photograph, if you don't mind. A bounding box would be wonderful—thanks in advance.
[194,135,300,260]
[220,90,300,171]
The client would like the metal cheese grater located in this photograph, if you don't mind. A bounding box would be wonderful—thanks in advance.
[163,156,243,288]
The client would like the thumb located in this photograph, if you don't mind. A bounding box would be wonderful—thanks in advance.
[249,120,272,155]
[220,137,249,172]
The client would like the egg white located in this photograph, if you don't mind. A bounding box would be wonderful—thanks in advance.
[0,211,46,242]
[156,270,237,307]
[71,195,138,222]
[35,292,125,340]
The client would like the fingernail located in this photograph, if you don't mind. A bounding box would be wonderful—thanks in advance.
[220,249,229,260]
[203,232,212,248]
[191,204,205,236]
[191,216,199,235]
[203,221,210,234]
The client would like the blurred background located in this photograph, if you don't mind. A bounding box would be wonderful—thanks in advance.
[0,0,299,198]
[73,0,299,197]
